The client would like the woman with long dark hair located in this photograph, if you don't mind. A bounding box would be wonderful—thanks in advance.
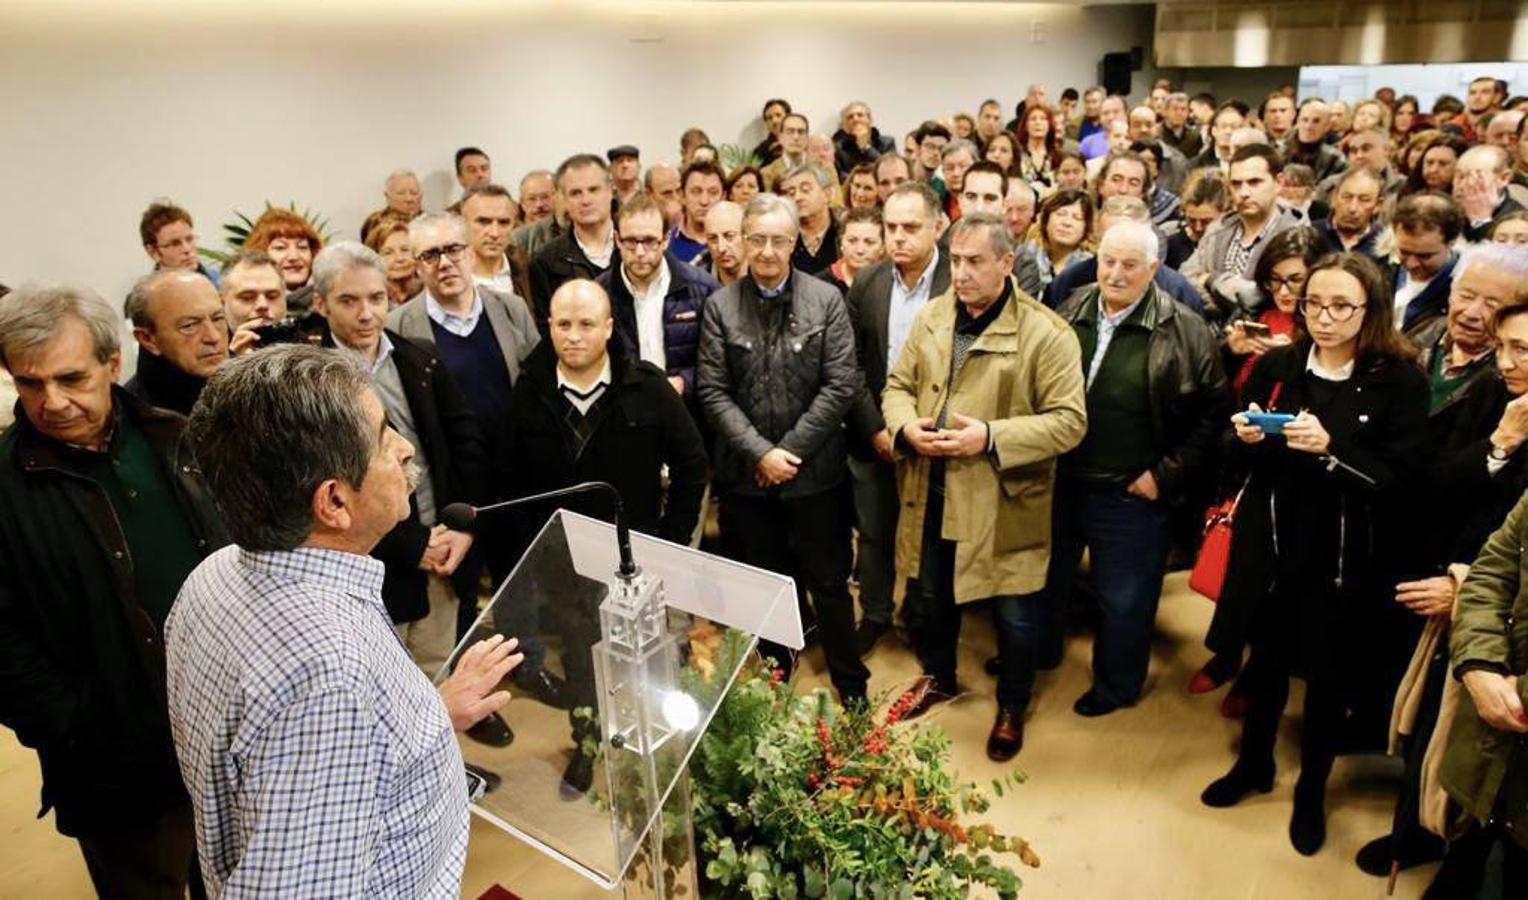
[1014,102,1063,189]
[1201,253,1428,857]
[1402,134,1469,197]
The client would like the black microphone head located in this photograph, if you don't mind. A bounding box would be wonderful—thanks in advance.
[440,502,477,532]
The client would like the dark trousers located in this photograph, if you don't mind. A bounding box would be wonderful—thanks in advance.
[1427,819,1528,899]
[1045,480,1169,705]
[905,484,1043,709]
[719,488,869,699]
[77,802,205,900]
[1235,637,1347,788]
[847,455,898,627]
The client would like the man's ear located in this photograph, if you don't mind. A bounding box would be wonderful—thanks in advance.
[310,478,352,533]
[133,326,163,357]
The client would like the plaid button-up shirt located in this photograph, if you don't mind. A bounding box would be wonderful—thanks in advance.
[166,546,468,898]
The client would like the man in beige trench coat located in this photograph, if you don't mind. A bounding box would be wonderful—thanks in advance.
[882,212,1087,760]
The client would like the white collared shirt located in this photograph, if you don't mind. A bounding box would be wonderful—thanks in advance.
[556,357,613,415]
[886,249,940,376]
[1305,346,1355,382]
[424,289,485,337]
[575,228,615,270]
[1392,273,1430,330]
[1086,294,1146,389]
[471,257,517,296]
[620,259,671,370]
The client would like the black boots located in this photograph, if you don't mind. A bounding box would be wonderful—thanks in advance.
[1200,759,1275,808]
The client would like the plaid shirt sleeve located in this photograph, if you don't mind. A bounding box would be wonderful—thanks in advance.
[224,686,385,897]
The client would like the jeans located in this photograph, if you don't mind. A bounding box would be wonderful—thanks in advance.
[1045,479,1169,706]
[847,455,899,627]
[904,482,1043,708]
[719,487,870,699]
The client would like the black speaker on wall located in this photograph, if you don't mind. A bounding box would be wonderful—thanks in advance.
[1101,52,1132,95]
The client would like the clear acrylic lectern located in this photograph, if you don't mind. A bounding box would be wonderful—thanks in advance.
[436,509,803,896]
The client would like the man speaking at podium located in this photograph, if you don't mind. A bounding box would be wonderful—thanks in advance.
[164,346,522,897]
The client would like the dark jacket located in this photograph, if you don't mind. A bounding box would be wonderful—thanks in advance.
[1313,218,1384,261]
[1465,194,1526,243]
[1287,141,1348,183]
[832,127,896,175]
[0,390,227,836]
[1055,284,1232,504]
[1397,253,1458,340]
[529,229,616,335]
[124,349,208,417]
[596,254,720,394]
[360,332,493,622]
[1046,255,1206,314]
[696,270,863,498]
[1206,343,1429,674]
[506,341,708,544]
[844,254,952,455]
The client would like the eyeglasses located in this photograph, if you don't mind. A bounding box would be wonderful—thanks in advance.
[744,234,796,251]
[1264,274,1307,294]
[1298,300,1366,322]
[416,243,467,266]
[617,236,664,254]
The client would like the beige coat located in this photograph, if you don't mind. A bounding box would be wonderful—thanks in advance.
[882,280,1087,603]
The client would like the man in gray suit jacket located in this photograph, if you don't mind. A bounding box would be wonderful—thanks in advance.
[845,182,950,655]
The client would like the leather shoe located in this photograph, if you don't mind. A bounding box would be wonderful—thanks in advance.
[853,621,891,657]
[1187,653,1241,694]
[1200,761,1275,807]
[1290,781,1327,855]
[894,675,958,721]
[1355,834,1445,877]
[560,750,596,799]
[1072,690,1124,717]
[986,706,1025,761]
[513,666,570,709]
[466,711,514,748]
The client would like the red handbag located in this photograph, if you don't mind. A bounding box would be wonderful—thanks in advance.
[1188,487,1243,602]
[1190,382,1281,602]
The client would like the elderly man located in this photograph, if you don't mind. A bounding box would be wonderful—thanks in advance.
[124,269,229,415]
[0,285,227,898]
[833,100,896,174]
[936,139,978,217]
[1316,128,1405,205]
[670,161,726,265]
[139,200,221,288]
[530,154,618,328]
[1005,179,1038,244]
[696,193,868,705]
[166,345,519,897]
[455,146,492,191]
[1161,91,1203,158]
[508,170,563,259]
[596,191,720,394]
[1456,144,1526,242]
[1393,192,1468,340]
[461,184,533,301]
[361,169,424,244]
[882,212,1086,759]
[1182,144,1302,318]
[1045,196,1204,313]
[701,200,746,287]
[607,145,642,206]
[1315,168,1386,260]
[781,164,840,276]
[643,162,684,228]
[844,182,951,655]
[1053,222,1230,715]
[1287,100,1347,183]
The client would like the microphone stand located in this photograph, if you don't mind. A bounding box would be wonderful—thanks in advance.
[442,481,638,580]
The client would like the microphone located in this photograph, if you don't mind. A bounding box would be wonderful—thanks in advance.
[439,481,638,578]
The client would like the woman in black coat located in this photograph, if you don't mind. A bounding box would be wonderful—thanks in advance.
[1199,253,1429,857]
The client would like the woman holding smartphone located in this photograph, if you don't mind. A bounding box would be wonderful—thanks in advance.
[1200,253,1427,857]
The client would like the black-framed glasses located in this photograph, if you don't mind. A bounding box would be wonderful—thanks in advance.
[1264,274,1307,294]
[1298,300,1366,322]
[617,236,664,254]
[416,243,467,266]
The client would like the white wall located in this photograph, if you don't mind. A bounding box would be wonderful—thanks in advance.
[0,0,1158,300]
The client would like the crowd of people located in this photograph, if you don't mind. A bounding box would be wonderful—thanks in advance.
[2,73,1528,898]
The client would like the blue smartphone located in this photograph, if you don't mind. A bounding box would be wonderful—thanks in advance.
[1242,411,1297,435]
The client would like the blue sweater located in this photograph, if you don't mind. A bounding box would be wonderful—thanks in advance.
[429,315,513,436]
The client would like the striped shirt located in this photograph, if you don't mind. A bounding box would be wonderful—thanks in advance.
[165,546,468,898]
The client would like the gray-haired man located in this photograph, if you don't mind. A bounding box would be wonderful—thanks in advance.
[0,284,227,898]
[166,345,520,897]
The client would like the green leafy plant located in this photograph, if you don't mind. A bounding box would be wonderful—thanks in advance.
[718,143,763,175]
[198,201,335,266]
[589,624,1039,898]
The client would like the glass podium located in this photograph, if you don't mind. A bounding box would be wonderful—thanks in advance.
[436,509,803,895]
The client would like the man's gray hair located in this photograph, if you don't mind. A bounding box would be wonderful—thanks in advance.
[0,283,121,369]
[940,138,979,162]
[782,162,832,190]
[1098,195,1152,224]
[385,168,419,188]
[840,100,871,124]
[947,212,1015,259]
[312,241,386,298]
[1460,144,1511,174]
[1100,219,1160,262]
[407,211,468,247]
[1454,240,1528,287]
[1168,91,1190,104]
[187,345,374,551]
[1008,180,1037,204]
[125,268,183,328]
[742,192,800,236]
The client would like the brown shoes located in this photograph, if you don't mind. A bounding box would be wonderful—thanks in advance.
[986,706,1025,761]
[894,675,958,721]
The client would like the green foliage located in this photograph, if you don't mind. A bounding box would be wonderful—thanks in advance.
[197,201,336,266]
[717,143,763,176]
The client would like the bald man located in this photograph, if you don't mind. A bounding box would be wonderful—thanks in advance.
[701,201,746,286]
[503,278,707,790]
[124,269,230,415]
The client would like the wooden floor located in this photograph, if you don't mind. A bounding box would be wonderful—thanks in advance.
[0,572,1441,898]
